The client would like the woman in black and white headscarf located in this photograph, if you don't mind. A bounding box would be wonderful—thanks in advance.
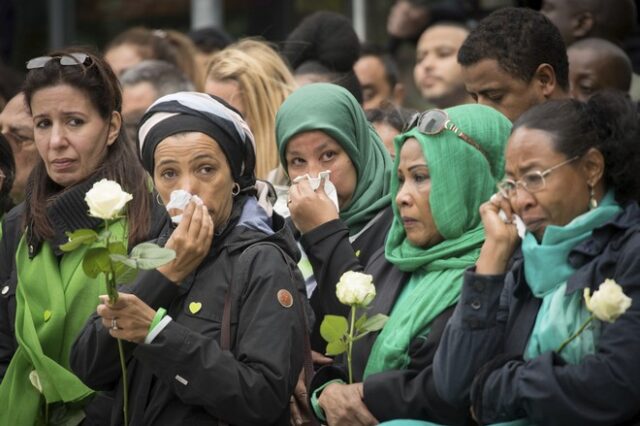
[71,92,307,425]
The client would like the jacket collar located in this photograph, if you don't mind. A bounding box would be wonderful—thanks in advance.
[566,201,640,293]
[27,174,104,258]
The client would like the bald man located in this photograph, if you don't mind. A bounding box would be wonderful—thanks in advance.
[568,38,632,101]
[0,93,38,203]
[540,0,640,100]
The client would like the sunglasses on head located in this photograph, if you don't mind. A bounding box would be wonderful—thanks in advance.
[404,109,488,160]
[26,53,91,70]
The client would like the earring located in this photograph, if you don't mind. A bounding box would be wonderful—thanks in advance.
[156,193,164,206]
[589,185,598,210]
[232,183,241,197]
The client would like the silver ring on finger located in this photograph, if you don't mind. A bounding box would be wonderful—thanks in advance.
[111,318,119,330]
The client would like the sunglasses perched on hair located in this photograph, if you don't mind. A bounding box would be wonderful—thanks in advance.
[497,156,580,198]
[26,53,90,70]
[404,109,488,160]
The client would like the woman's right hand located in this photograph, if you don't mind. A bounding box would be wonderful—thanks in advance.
[476,193,521,275]
[157,201,214,284]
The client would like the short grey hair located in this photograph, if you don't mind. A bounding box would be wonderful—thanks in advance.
[119,60,195,96]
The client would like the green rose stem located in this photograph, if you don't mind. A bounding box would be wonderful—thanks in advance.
[557,315,594,355]
[347,305,356,384]
[104,220,129,426]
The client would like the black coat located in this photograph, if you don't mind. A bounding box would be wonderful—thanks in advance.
[434,202,640,426]
[298,206,394,351]
[310,246,474,425]
[70,199,307,426]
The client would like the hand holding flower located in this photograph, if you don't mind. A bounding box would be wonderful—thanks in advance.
[60,179,175,426]
[321,271,388,383]
[557,278,632,354]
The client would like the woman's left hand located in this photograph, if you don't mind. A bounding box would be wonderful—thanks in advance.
[317,382,378,426]
[97,293,156,344]
[288,178,339,234]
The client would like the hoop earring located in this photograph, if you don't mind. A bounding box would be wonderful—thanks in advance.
[232,183,241,197]
[589,185,598,210]
[156,193,164,206]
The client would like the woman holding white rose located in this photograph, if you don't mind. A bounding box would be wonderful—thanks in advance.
[434,92,640,425]
[70,92,307,425]
[311,104,512,425]
[0,49,163,424]
[275,83,394,353]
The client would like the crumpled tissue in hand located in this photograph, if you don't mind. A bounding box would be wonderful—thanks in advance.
[166,189,204,224]
[292,170,340,212]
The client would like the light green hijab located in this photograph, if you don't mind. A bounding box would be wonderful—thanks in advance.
[275,83,393,235]
[366,104,512,376]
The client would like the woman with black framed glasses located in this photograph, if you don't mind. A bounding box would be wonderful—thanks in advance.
[0,48,165,424]
[434,91,640,425]
[309,104,511,425]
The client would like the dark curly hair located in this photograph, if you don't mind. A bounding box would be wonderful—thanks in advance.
[458,7,569,91]
[513,90,640,203]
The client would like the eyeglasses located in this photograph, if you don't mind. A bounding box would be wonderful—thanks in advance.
[26,53,90,70]
[404,109,488,160]
[497,156,579,198]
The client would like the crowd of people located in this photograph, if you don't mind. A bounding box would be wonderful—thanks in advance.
[1,1,640,425]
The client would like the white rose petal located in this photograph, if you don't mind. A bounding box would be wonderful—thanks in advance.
[85,179,133,220]
[584,278,632,323]
[336,271,376,307]
[29,370,43,394]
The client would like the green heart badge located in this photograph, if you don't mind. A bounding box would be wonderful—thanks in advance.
[43,310,52,322]
[189,302,202,314]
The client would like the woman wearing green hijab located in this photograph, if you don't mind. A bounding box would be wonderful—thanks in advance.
[275,83,394,351]
[310,104,511,425]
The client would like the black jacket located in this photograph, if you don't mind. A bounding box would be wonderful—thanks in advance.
[310,246,474,425]
[434,202,640,426]
[299,206,394,351]
[70,197,307,426]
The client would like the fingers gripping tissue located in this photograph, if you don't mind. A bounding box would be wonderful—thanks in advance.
[291,170,340,211]
[166,189,204,224]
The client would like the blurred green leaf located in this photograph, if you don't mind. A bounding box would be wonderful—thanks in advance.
[130,242,176,270]
[320,315,348,343]
[360,314,389,333]
[355,313,368,330]
[108,241,127,256]
[326,339,347,356]
[82,247,111,278]
[109,254,137,269]
[113,262,138,285]
[59,229,98,252]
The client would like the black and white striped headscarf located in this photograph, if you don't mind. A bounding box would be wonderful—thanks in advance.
[137,92,257,190]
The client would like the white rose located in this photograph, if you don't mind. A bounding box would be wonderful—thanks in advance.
[336,271,376,307]
[85,179,133,220]
[29,370,43,394]
[584,279,632,323]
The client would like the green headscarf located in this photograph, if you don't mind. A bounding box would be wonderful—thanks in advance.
[275,83,393,235]
[366,104,512,376]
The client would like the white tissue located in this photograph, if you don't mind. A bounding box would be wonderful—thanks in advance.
[498,210,526,239]
[166,189,203,224]
[292,170,340,212]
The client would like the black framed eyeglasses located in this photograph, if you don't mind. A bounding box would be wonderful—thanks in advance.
[497,156,580,198]
[404,109,488,160]
[26,53,90,70]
